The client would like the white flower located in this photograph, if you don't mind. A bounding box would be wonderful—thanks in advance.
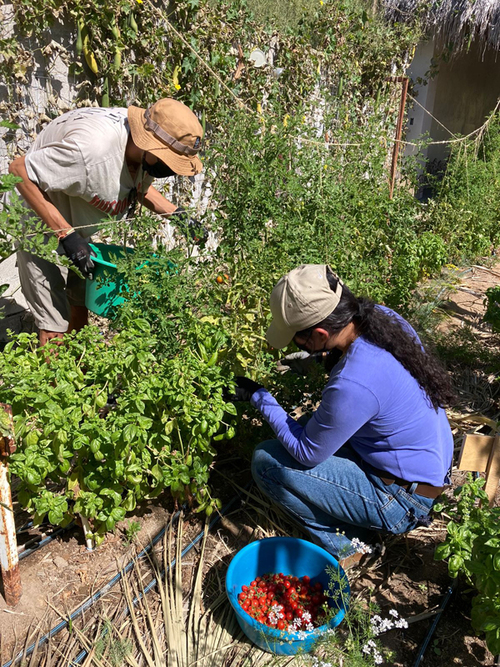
[389,609,399,618]
[297,630,308,640]
[351,537,373,554]
[395,618,408,629]
[268,612,278,625]
[373,650,383,664]
[302,611,312,623]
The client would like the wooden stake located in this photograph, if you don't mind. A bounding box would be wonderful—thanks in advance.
[0,404,22,606]
[389,76,409,200]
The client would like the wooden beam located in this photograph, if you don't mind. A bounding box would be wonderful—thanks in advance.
[485,435,500,506]
[0,404,22,606]
[457,434,494,472]
[457,433,500,506]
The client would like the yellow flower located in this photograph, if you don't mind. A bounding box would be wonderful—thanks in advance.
[257,103,262,114]
[174,84,181,90]
[283,114,290,127]
[320,1,323,5]
[136,0,143,3]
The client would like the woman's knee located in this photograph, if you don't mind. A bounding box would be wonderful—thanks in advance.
[251,439,281,482]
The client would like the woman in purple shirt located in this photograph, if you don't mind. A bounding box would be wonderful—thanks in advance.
[232,265,454,566]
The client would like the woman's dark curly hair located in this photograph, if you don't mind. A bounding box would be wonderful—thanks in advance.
[297,272,455,410]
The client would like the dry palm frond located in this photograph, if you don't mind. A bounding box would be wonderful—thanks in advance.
[118,511,289,667]
[383,0,500,54]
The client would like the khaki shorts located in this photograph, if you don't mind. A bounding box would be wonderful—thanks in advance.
[17,250,86,332]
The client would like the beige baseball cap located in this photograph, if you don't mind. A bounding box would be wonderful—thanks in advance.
[266,265,343,349]
[128,98,203,176]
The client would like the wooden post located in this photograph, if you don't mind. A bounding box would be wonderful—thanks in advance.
[457,433,500,506]
[388,76,409,200]
[0,404,22,606]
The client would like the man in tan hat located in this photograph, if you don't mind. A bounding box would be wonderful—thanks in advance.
[9,98,204,345]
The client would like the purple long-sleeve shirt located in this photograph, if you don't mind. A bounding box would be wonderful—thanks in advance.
[251,309,453,486]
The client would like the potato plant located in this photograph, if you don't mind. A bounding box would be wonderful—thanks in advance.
[0,318,236,544]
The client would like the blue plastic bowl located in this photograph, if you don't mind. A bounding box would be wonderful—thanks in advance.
[225,537,349,655]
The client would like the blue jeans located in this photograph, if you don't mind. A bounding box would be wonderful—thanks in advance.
[251,439,435,559]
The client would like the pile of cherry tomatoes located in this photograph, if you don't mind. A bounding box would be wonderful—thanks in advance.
[237,572,328,632]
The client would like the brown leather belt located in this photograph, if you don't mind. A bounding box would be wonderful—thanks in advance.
[371,468,445,499]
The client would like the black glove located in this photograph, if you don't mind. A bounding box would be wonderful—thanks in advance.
[277,351,325,376]
[172,206,208,245]
[277,349,343,375]
[226,376,264,402]
[60,231,96,279]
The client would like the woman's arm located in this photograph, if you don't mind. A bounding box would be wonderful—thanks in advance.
[251,379,379,466]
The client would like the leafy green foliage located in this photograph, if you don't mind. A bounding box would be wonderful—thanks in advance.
[434,475,500,655]
[0,318,235,541]
[484,286,500,333]
[0,174,63,263]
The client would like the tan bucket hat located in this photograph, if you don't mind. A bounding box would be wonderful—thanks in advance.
[128,98,203,176]
[266,265,344,349]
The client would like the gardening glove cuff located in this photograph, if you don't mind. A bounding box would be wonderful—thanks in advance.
[226,376,264,402]
[171,206,208,245]
[59,230,96,279]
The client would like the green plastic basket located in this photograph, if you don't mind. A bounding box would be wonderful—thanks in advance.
[85,243,135,317]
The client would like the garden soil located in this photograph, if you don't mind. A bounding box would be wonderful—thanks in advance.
[1,262,500,666]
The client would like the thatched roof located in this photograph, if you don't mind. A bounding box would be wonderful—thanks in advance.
[383,0,500,52]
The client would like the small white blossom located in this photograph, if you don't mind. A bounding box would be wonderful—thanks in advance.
[389,609,399,618]
[395,618,408,629]
[302,611,312,623]
[351,537,373,554]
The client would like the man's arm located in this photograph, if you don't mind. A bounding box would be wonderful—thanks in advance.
[142,185,206,243]
[9,155,95,277]
[9,156,72,237]
[142,185,177,216]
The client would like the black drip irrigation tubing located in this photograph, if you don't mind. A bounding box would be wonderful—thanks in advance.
[70,491,244,666]
[18,523,75,561]
[2,511,182,667]
[412,581,456,667]
[3,489,245,667]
